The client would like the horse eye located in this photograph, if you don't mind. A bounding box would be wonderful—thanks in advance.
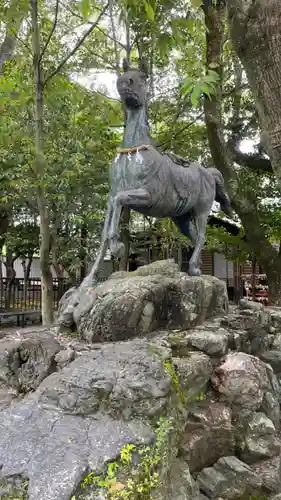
[129,78,133,85]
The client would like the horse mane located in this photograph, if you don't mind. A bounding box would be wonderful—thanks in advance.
[164,152,192,168]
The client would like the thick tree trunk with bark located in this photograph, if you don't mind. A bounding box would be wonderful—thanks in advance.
[4,249,16,311]
[31,0,53,325]
[80,223,88,278]
[203,1,281,304]
[21,254,33,307]
[226,0,281,185]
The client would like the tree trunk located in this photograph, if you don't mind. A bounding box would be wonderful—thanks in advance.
[51,227,64,279]
[80,223,88,278]
[203,1,281,304]
[251,257,256,302]
[31,0,53,325]
[21,254,33,308]
[4,249,16,311]
[226,0,281,186]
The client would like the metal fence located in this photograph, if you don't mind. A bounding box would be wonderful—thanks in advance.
[0,277,110,312]
[0,278,77,312]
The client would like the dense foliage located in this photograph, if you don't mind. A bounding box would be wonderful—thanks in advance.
[1,0,281,318]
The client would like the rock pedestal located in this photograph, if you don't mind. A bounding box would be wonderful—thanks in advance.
[1,264,281,499]
[55,259,228,341]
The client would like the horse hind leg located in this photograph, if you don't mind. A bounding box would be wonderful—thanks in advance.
[172,214,202,268]
[172,214,197,243]
[188,212,208,277]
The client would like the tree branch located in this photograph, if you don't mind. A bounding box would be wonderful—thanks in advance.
[95,25,126,50]
[203,2,239,186]
[229,143,273,173]
[109,0,120,75]
[158,112,204,150]
[39,0,60,62]
[44,1,109,85]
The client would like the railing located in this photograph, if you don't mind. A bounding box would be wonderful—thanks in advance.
[0,277,108,312]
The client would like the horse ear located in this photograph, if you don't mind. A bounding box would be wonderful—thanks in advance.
[138,57,149,76]
[122,58,130,72]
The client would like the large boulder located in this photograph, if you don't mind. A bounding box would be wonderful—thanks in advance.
[180,400,235,472]
[172,352,213,400]
[251,455,281,494]
[152,458,201,500]
[0,339,184,500]
[211,352,281,427]
[260,350,281,376]
[196,456,263,499]
[168,321,229,358]
[0,329,60,393]
[36,340,173,419]
[237,412,281,464]
[55,259,228,342]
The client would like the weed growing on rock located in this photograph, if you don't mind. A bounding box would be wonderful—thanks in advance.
[163,360,186,406]
[191,389,206,401]
[76,417,173,499]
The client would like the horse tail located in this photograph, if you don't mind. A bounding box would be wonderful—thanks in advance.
[208,167,234,218]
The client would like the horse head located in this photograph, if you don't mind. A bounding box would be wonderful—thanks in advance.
[117,58,149,110]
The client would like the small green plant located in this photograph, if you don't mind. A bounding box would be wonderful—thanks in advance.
[79,417,173,499]
[163,361,186,406]
[191,389,207,401]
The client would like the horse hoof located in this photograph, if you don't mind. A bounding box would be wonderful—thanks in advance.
[188,266,201,277]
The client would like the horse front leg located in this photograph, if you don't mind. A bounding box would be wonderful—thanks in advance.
[79,197,113,290]
[108,188,151,257]
[188,212,208,277]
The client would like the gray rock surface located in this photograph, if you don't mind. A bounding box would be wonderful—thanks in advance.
[55,259,228,341]
[37,340,172,419]
[237,412,281,464]
[211,352,281,423]
[239,298,263,311]
[0,385,18,411]
[180,400,234,472]
[0,402,154,500]
[169,323,229,357]
[260,350,281,375]
[0,339,180,500]
[196,456,263,499]
[172,352,213,400]
[0,330,60,392]
[54,347,75,369]
[251,455,281,494]
[2,291,281,499]
[152,458,201,500]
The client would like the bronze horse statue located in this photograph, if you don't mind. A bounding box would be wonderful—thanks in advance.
[82,58,233,289]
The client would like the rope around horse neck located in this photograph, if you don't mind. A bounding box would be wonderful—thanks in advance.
[117,144,151,154]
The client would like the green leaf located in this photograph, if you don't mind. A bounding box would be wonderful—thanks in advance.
[181,76,194,97]
[200,86,211,98]
[190,0,203,7]
[80,0,91,18]
[191,84,201,107]
[144,2,155,21]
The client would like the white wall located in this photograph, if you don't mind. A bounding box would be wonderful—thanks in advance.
[2,258,58,278]
[214,253,234,280]
[1,256,114,279]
